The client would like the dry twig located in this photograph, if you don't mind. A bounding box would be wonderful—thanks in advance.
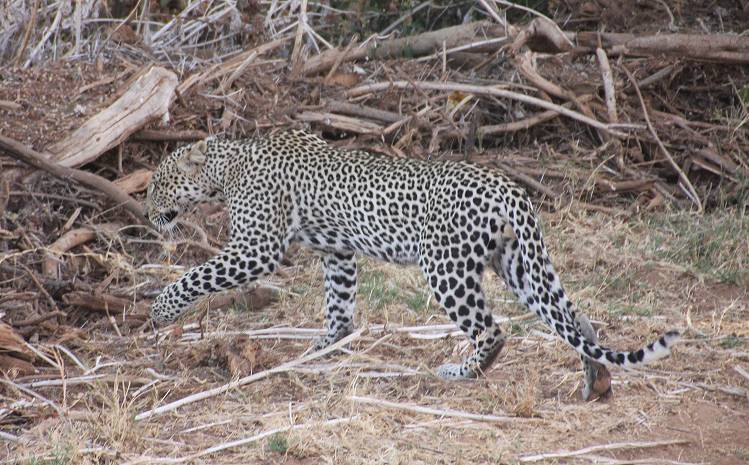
[622,66,703,211]
[596,48,618,123]
[345,80,628,137]
[135,328,365,421]
[520,439,690,462]
[351,395,539,423]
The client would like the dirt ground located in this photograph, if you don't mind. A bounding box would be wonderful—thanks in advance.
[3,208,748,464]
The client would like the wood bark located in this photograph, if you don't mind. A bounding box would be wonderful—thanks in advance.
[132,129,207,142]
[0,322,36,375]
[295,111,383,134]
[63,291,148,315]
[113,169,152,194]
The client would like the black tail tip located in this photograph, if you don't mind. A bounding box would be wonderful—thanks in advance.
[659,330,681,348]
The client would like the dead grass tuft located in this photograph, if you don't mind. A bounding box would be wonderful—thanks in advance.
[86,373,142,451]
[510,369,540,418]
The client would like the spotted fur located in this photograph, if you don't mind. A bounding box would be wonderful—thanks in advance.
[147,130,679,380]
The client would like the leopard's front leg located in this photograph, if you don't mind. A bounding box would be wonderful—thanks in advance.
[151,239,286,325]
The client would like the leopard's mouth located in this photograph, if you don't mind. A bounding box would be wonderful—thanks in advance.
[151,209,179,232]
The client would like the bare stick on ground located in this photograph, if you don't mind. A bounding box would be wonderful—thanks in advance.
[519,439,690,462]
[350,395,542,424]
[596,48,618,123]
[134,328,365,421]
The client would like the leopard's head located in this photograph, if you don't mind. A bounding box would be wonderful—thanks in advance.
[146,140,218,232]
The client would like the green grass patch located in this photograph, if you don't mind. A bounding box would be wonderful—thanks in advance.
[290,284,310,295]
[721,174,749,211]
[359,269,401,310]
[645,210,749,285]
[266,433,289,454]
[509,319,536,336]
[358,268,431,313]
[609,304,653,318]
[25,447,72,465]
[403,291,430,312]
[605,273,637,293]
[734,447,749,462]
[719,334,744,349]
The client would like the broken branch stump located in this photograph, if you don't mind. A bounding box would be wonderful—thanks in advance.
[42,223,123,279]
[46,66,178,168]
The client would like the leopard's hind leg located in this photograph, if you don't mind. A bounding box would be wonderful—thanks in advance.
[314,252,357,350]
[418,236,506,379]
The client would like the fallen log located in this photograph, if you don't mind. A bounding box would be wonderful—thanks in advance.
[308,17,749,81]
[325,100,406,124]
[511,18,749,64]
[303,21,508,75]
[295,111,383,134]
[63,287,275,320]
[46,66,178,168]
[576,31,749,64]
[0,322,36,375]
[0,100,22,112]
[113,169,152,194]
[63,291,148,315]
[0,354,36,376]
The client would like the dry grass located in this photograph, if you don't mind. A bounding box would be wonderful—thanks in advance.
[5,208,748,465]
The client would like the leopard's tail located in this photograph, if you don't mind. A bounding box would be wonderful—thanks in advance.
[506,192,680,369]
[565,327,680,368]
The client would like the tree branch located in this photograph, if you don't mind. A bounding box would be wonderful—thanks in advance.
[0,135,150,226]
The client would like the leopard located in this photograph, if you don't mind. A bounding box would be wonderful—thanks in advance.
[146,129,679,396]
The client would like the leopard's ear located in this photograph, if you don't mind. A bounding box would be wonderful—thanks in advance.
[176,140,208,176]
